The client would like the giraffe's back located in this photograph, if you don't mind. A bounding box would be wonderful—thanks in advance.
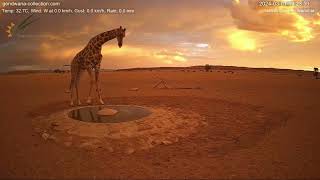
[71,45,102,70]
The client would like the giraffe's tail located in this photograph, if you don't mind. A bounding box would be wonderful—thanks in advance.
[64,63,73,93]
[64,78,72,93]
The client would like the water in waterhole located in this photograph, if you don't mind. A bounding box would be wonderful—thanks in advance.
[68,105,151,123]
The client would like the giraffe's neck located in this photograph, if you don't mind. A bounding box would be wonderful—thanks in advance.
[89,29,119,50]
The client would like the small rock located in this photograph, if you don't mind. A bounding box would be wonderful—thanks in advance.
[48,135,57,141]
[125,148,135,154]
[79,142,91,148]
[129,88,139,91]
[200,121,208,126]
[97,108,118,116]
[162,140,172,145]
[51,122,59,127]
[41,132,50,141]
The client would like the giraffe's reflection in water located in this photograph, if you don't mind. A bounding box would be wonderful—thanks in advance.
[68,105,151,123]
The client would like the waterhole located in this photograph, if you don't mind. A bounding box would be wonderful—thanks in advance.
[68,105,151,123]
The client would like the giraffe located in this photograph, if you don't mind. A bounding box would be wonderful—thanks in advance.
[68,26,126,106]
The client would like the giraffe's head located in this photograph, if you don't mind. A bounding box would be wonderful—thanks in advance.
[117,26,126,48]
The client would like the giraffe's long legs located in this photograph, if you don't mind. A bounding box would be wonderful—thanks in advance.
[86,68,94,104]
[70,63,78,106]
[94,68,104,105]
[75,68,83,106]
[70,76,75,106]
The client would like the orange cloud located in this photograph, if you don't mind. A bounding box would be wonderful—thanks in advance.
[105,46,188,65]
[224,28,262,52]
[313,12,320,25]
[153,50,187,64]
[42,44,189,66]
[230,0,320,42]
[102,45,146,57]
[40,42,81,61]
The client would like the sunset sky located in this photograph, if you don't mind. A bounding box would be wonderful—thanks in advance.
[0,0,320,72]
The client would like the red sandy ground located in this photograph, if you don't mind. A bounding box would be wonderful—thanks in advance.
[0,69,319,179]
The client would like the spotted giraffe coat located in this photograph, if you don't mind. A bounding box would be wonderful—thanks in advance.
[71,28,121,71]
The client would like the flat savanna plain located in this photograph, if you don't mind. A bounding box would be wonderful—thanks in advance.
[0,68,319,179]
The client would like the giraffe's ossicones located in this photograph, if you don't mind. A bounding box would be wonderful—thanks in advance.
[68,26,126,106]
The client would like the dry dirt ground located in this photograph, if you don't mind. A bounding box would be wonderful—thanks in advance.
[0,69,320,179]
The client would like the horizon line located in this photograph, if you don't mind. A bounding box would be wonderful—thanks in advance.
[2,64,316,74]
